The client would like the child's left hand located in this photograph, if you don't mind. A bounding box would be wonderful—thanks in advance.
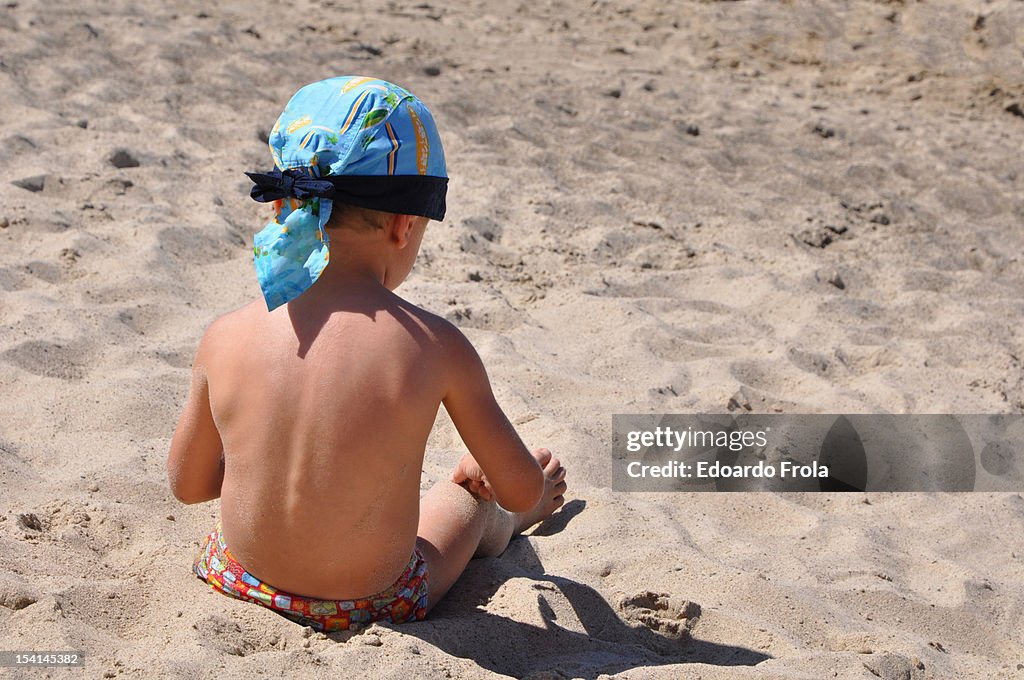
[451,452,494,501]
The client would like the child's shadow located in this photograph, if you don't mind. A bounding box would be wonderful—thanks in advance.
[384,500,771,678]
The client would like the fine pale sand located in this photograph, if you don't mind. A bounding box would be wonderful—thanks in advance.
[2,1,1023,678]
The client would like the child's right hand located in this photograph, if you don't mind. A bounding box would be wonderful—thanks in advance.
[451,452,494,501]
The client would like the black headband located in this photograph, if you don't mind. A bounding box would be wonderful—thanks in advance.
[245,168,448,221]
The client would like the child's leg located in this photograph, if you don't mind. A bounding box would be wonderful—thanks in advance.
[416,448,566,610]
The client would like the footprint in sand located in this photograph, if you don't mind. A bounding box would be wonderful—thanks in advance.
[617,591,701,640]
[194,613,286,657]
[862,651,926,680]
[0,574,40,611]
[155,226,235,263]
[2,340,90,381]
[444,293,522,332]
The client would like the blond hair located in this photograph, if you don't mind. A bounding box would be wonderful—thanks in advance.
[326,203,391,231]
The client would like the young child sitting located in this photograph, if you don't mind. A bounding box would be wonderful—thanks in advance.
[166,76,567,632]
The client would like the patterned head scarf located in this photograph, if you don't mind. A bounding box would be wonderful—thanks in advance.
[246,76,448,310]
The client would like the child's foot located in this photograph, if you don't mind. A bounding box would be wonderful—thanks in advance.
[514,448,567,534]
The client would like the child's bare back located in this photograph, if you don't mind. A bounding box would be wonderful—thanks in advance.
[168,77,567,630]
[201,279,452,599]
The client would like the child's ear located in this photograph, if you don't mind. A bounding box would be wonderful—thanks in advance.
[390,214,414,249]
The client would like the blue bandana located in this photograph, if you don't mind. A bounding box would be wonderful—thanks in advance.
[247,76,448,311]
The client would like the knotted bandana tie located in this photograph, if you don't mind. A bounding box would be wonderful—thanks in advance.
[245,169,339,202]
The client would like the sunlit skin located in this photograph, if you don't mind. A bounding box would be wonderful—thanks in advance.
[167,208,567,605]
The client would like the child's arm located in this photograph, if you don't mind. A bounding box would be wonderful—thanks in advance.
[442,328,544,513]
[167,328,224,504]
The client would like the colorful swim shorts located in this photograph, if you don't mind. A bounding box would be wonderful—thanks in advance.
[193,523,429,632]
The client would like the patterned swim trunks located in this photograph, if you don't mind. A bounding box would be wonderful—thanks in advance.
[193,523,429,632]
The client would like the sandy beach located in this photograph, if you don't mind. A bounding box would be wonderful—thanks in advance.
[2,0,1023,677]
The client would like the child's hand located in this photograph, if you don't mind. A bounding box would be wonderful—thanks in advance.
[451,453,494,501]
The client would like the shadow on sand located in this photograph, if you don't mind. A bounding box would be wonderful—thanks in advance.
[357,500,772,678]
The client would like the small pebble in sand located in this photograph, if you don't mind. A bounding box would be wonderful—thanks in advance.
[812,121,835,138]
[12,175,46,192]
[108,149,140,169]
[18,513,43,531]
[359,634,383,646]
[0,216,8,228]
[798,229,832,249]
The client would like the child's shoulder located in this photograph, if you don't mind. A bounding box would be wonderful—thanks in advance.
[205,300,262,335]
[391,295,475,346]
[193,301,264,359]
[390,298,487,376]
